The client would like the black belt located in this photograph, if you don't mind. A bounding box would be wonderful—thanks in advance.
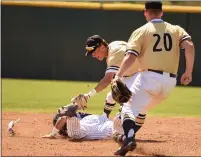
[124,75,131,78]
[148,69,177,78]
[124,73,136,78]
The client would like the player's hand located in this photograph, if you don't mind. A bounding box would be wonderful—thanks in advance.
[180,71,192,85]
[83,94,90,102]
[71,94,89,103]
[71,94,88,110]
[42,133,56,139]
[112,75,124,84]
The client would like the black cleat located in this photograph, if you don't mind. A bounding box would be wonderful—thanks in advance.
[114,137,136,156]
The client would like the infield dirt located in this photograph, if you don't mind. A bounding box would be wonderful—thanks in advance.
[2,112,201,156]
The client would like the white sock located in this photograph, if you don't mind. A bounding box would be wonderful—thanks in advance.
[128,129,134,138]
[51,127,60,136]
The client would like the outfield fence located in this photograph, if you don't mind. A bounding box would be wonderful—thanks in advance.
[2,2,201,86]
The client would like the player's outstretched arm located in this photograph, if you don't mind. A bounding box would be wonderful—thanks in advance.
[94,72,115,93]
[42,116,67,138]
[77,72,115,100]
[42,104,79,138]
[71,72,115,108]
[180,40,195,85]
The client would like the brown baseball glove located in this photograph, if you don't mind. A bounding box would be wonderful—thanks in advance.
[111,79,132,104]
[71,94,88,110]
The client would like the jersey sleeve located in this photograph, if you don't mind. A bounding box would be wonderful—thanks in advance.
[106,58,120,73]
[176,25,191,44]
[106,53,124,74]
[126,28,145,57]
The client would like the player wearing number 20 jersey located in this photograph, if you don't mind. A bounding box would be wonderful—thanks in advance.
[127,19,191,74]
[113,1,195,156]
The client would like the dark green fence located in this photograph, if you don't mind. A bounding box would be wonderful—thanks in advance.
[2,5,201,86]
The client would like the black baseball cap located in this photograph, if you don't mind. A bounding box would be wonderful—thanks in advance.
[145,1,162,10]
[85,35,105,56]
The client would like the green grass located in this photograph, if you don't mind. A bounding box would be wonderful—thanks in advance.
[2,78,201,117]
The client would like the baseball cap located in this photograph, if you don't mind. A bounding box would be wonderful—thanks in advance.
[145,1,162,10]
[85,35,104,56]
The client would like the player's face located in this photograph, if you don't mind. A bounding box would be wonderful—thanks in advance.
[92,45,106,61]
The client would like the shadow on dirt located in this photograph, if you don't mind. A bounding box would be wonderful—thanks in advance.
[61,137,166,144]
[134,147,168,157]
[136,139,166,143]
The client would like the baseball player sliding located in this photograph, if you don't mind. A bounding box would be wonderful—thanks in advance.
[42,100,124,140]
[110,1,195,156]
[42,102,145,142]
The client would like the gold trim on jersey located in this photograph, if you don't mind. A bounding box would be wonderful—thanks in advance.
[126,49,139,57]
[106,66,119,73]
[106,65,119,70]
[179,35,191,43]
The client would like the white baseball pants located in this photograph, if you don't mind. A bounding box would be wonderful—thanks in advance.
[121,71,177,119]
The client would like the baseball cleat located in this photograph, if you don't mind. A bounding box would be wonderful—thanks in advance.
[114,136,136,156]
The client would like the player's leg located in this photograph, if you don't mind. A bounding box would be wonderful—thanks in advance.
[112,94,147,145]
[135,112,147,133]
[114,107,137,156]
[113,111,147,145]
[114,73,153,156]
[115,71,176,156]
[131,72,176,135]
[103,91,116,117]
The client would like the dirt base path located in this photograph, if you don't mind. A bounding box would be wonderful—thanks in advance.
[2,112,201,156]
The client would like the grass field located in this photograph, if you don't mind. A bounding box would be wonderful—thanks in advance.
[2,78,201,117]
